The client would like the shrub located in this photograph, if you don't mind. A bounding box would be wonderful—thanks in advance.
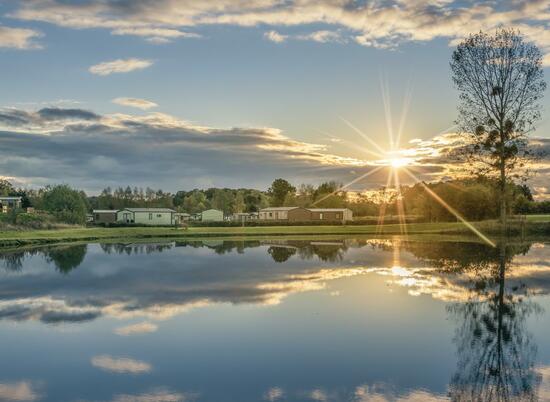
[42,185,88,225]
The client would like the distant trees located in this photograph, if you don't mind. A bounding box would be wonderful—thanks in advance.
[451,28,546,226]
[90,186,174,210]
[2,175,549,228]
[41,185,88,224]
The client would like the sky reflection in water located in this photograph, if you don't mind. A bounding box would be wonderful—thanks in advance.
[1,237,550,401]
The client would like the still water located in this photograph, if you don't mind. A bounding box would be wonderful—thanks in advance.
[0,237,549,401]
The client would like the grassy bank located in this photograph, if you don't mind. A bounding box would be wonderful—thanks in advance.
[1,219,549,248]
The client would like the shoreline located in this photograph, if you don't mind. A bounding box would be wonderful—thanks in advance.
[1,221,549,249]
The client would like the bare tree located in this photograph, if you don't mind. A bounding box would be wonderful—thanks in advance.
[450,28,546,227]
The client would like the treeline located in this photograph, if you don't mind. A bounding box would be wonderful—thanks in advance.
[89,186,270,215]
[398,178,537,222]
[2,176,550,228]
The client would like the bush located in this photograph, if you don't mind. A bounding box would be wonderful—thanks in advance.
[15,212,56,229]
[42,185,88,225]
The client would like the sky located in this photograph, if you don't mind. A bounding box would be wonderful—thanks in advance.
[0,0,549,196]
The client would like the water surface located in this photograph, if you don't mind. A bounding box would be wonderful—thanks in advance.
[1,237,549,401]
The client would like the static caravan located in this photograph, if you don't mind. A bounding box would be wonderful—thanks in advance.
[117,208,176,226]
[200,209,224,222]
[93,210,118,224]
[259,207,311,222]
[308,208,353,223]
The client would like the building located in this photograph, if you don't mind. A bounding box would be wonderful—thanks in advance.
[258,207,353,223]
[92,210,118,224]
[174,212,191,224]
[309,208,353,222]
[0,196,22,213]
[231,212,259,222]
[200,209,224,222]
[116,208,176,225]
[259,207,311,222]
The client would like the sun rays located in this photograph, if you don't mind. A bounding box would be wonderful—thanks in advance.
[321,76,496,248]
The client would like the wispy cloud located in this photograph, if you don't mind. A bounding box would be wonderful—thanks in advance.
[91,355,152,374]
[265,30,343,44]
[89,58,153,76]
[0,25,42,49]
[115,321,158,336]
[112,98,158,110]
[111,389,194,402]
[296,30,343,44]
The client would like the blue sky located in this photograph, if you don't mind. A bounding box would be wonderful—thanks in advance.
[0,1,549,194]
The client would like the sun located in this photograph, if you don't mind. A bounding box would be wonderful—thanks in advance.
[390,157,411,168]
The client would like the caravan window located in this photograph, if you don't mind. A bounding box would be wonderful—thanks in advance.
[149,213,153,220]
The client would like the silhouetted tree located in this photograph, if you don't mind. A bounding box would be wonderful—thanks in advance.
[451,29,546,227]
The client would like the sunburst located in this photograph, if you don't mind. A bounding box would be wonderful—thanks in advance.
[315,76,495,248]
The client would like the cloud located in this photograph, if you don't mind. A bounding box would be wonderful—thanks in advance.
[0,25,42,49]
[353,382,448,401]
[37,107,99,121]
[91,355,152,374]
[89,58,153,76]
[296,30,343,44]
[111,389,194,402]
[111,27,200,44]
[115,321,158,336]
[0,381,40,401]
[9,1,550,62]
[264,387,284,401]
[0,106,377,191]
[264,30,287,43]
[112,98,158,110]
[266,30,343,44]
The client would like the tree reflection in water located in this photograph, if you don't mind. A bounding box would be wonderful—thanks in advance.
[429,242,542,401]
[0,244,88,274]
[45,244,88,274]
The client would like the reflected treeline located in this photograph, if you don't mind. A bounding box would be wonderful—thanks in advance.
[419,242,543,401]
[175,239,350,262]
[0,244,87,274]
[100,243,173,255]
[0,239,355,272]
[402,240,531,274]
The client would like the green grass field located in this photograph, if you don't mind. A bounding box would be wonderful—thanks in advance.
[0,217,549,248]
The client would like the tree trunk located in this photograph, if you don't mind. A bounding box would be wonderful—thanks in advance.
[500,159,507,232]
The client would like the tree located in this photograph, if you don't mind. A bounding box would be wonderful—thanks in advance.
[233,192,245,213]
[267,178,296,207]
[450,28,546,227]
[0,179,15,196]
[42,185,88,224]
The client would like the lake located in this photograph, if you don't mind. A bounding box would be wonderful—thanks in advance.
[0,237,549,401]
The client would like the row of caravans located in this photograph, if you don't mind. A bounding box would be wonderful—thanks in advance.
[92,208,224,225]
[92,206,353,226]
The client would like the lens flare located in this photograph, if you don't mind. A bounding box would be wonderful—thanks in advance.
[390,157,411,168]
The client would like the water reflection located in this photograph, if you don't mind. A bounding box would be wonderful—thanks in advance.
[447,244,541,401]
[1,238,550,401]
[404,240,544,401]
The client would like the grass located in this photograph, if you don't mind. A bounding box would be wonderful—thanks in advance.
[0,218,549,248]
[525,214,550,222]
